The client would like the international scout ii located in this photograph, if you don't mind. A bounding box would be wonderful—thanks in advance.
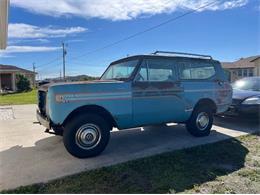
[37,51,232,158]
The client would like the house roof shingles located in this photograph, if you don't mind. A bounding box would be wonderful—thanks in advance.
[0,64,36,74]
[221,55,260,69]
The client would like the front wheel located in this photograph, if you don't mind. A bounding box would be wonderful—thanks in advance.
[63,114,110,158]
[186,106,213,137]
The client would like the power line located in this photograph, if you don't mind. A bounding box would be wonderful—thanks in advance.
[36,56,61,68]
[37,58,62,71]
[36,0,220,76]
[69,0,220,62]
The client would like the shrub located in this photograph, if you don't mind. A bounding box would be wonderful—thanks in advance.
[16,74,31,92]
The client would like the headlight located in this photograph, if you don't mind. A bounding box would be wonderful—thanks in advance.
[242,96,260,105]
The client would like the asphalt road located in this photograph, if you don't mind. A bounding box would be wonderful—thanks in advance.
[0,104,259,190]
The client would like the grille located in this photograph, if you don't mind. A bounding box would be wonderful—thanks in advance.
[38,90,47,116]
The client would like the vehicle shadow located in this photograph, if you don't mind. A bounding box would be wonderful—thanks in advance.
[0,119,253,192]
[213,115,259,134]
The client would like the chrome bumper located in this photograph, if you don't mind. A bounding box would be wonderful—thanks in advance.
[36,110,50,129]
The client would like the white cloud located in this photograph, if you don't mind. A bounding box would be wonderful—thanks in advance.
[0,46,61,57]
[10,0,248,21]
[8,23,87,39]
[8,38,50,45]
[0,53,15,58]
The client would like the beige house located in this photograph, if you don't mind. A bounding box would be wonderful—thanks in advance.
[0,64,36,92]
[221,55,260,82]
[0,0,9,49]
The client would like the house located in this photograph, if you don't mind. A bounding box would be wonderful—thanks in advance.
[0,0,9,49]
[221,55,260,82]
[0,65,36,92]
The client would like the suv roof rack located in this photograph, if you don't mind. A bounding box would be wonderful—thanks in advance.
[152,51,213,60]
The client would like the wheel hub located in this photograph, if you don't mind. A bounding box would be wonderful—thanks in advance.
[196,112,209,130]
[75,124,101,149]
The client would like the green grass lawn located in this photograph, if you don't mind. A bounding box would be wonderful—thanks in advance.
[0,90,37,105]
[3,133,259,194]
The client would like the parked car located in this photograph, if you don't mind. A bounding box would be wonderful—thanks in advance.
[36,51,232,158]
[37,80,51,87]
[224,77,260,118]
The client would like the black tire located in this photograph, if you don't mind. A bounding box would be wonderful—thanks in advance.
[63,113,110,158]
[186,106,213,137]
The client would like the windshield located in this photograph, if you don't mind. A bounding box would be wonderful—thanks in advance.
[101,59,138,81]
[232,78,260,91]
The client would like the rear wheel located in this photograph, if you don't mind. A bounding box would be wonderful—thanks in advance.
[186,106,213,137]
[63,114,110,158]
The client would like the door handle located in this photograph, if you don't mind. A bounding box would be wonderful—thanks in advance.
[174,81,181,87]
[214,79,224,86]
[173,81,184,92]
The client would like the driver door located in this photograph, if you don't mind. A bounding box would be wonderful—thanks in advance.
[132,58,186,126]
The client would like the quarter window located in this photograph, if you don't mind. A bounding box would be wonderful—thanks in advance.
[179,62,215,79]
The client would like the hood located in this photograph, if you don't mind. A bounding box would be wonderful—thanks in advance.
[39,80,130,96]
[39,80,123,91]
[233,89,260,100]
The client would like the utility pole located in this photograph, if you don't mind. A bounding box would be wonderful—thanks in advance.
[33,62,36,86]
[33,62,36,73]
[62,42,67,81]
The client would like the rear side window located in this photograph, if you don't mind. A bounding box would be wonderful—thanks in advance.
[149,62,173,81]
[179,62,215,79]
[135,59,175,82]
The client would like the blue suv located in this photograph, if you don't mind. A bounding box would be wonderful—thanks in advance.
[37,51,232,158]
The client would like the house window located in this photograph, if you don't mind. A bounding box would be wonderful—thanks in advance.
[249,68,254,77]
[243,69,248,77]
[238,69,242,76]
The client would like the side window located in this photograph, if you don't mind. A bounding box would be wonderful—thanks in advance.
[179,63,192,79]
[179,62,216,79]
[148,61,174,81]
[135,59,175,82]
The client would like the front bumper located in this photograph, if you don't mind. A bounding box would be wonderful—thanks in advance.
[36,109,51,129]
[225,104,260,118]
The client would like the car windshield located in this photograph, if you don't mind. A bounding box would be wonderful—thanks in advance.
[101,59,138,81]
[232,78,260,91]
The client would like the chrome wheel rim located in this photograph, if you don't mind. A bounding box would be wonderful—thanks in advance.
[196,112,209,131]
[75,123,101,150]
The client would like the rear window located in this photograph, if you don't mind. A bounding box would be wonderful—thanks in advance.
[179,62,215,80]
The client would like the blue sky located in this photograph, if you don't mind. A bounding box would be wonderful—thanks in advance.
[0,0,259,79]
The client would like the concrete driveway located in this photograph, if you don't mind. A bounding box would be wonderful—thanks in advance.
[0,104,259,190]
